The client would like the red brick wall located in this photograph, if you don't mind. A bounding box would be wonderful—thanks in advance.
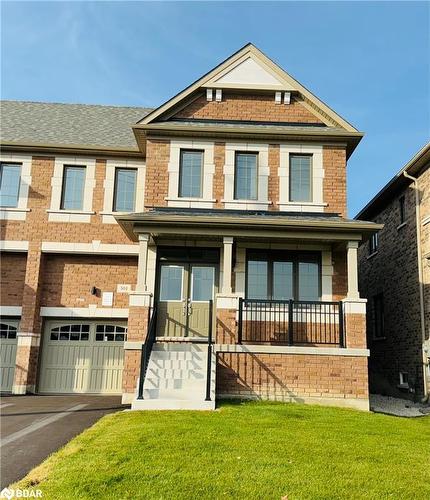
[0,253,27,306]
[217,353,368,401]
[323,146,347,217]
[174,93,324,124]
[145,139,169,208]
[40,255,138,308]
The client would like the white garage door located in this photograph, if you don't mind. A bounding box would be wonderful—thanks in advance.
[0,320,18,392]
[39,320,127,394]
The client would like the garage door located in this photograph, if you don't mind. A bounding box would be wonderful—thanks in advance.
[39,320,126,394]
[0,320,18,392]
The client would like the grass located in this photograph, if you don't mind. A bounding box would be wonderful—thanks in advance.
[13,401,430,500]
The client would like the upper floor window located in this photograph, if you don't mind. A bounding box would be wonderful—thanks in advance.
[0,163,21,207]
[246,251,320,301]
[61,165,86,210]
[179,150,203,198]
[399,195,406,224]
[289,155,312,202]
[234,152,257,200]
[114,168,137,212]
[372,293,385,339]
[369,232,379,255]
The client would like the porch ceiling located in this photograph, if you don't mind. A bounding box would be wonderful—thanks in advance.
[116,208,382,244]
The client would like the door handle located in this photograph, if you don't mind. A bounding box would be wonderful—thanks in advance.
[182,300,187,316]
[187,298,192,316]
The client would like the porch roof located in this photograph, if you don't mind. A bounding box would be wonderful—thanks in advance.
[116,207,382,243]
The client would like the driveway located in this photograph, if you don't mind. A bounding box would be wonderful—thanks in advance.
[0,395,129,488]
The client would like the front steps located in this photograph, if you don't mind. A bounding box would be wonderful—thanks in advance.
[131,342,216,410]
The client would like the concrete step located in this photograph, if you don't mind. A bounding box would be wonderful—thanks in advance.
[132,399,215,411]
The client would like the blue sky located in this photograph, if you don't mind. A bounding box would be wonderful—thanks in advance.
[1,1,429,216]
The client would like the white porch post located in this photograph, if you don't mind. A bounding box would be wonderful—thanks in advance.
[136,234,150,292]
[346,241,360,300]
[222,237,234,294]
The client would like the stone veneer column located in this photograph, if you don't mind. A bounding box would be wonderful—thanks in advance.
[13,243,44,394]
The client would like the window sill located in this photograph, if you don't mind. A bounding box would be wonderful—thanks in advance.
[100,211,131,216]
[397,383,409,390]
[0,207,31,212]
[367,251,378,260]
[372,336,386,341]
[165,197,216,203]
[277,201,328,207]
[46,209,95,215]
[397,222,407,231]
[222,199,272,205]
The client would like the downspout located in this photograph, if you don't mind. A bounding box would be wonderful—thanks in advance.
[403,171,428,401]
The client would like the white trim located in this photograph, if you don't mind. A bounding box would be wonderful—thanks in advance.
[102,159,146,224]
[48,156,97,223]
[342,298,367,315]
[0,153,32,220]
[129,291,153,307]
[0,240,29,252]
[278,144,324,212]
[0,306,22,316]
[40,306,129,318]
[167,140,215,208]
[214,343,369,357]
[41,240,139,255]
[224,142,270,210]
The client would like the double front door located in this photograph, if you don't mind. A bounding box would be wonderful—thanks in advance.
[157,263,217,338]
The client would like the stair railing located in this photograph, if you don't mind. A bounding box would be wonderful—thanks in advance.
[205,299,214,401]
[137,306,157,400]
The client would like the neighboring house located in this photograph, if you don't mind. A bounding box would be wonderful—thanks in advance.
[0,44,379,410]
[356,143,430,401]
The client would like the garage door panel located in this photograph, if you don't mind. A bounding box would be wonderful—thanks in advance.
[39,321,126,394]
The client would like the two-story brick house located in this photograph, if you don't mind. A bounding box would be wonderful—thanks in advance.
[356,143,430,401]
[0,44,379,410]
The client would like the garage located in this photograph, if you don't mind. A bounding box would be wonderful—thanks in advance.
[38,320,127,394]
[0,319,18,392]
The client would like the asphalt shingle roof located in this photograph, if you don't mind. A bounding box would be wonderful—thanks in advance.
[0,100,153,150]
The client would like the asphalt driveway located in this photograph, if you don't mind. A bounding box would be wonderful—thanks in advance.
[0,395,129,487]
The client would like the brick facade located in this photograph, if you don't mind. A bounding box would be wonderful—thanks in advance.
[358,162,429,399]
[1,252,26,306]
[173,93,324,124]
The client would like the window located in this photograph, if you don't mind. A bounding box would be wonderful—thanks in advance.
[61,166,86,210]
[179,150,203,198]
[191,266,215,301]
[289,155,312,202]
[95,324,127,342]
[114,168,137,212]
[234,152,258,200]
[0,323,17,339]
[246,251,320,301]
[372,294,384,339]
[399,372,409,387]
[399,195,406,224]
[159,265,183,301]
[369,232,379,255]
[50,324,90,341]
[0,163,21,207]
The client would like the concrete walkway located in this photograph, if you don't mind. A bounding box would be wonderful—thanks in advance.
[0,395,128,488]
[370,394,430,417]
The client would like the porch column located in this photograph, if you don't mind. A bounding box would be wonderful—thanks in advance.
[136,234,150,292]
[346,241,360,300]
[222,237,234,294]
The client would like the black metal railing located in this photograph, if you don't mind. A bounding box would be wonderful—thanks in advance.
[205,299,213,401]
[238,299,344,347]
[137,306,158,400]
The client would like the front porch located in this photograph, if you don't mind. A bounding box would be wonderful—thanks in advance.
[116,208,374,410]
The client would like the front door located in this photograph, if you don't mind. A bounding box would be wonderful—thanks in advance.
[157,263,217,338]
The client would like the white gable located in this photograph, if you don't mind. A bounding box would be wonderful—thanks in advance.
[213,56,285,87]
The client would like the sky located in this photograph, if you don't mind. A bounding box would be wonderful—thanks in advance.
[1,1,429,216]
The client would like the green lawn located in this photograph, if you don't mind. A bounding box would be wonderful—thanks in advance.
[14,401,430,499]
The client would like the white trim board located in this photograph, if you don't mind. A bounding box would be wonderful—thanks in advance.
[0,241,29,252]
[40,307,129,318]
[41,241,139,255]
[215,344,369,357]
[0,306,22,316]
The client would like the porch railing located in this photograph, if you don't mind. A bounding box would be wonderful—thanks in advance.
[205,299,214,401]
[238,299,344,347]
[137,306,157,400]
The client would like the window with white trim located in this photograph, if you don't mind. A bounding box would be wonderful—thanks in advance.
[61,166,86,210]
[114,168,137,212]
[289,155,312,202]
[0,163,21,207]
[234,152,258,200]
[369,232,379,255]
[0,322,17,339]
[179,150,203,198]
